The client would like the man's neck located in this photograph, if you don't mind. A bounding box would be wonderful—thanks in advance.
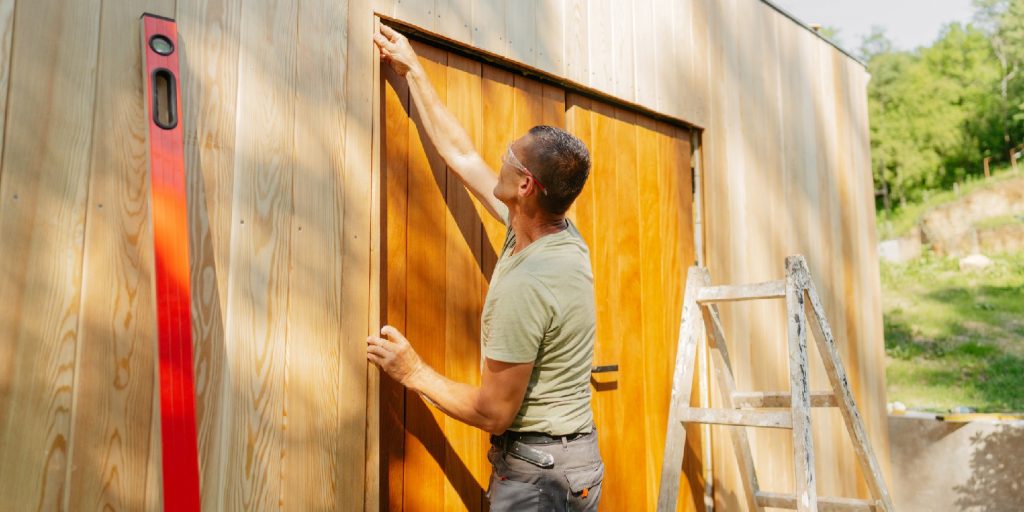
[509,208,567,255]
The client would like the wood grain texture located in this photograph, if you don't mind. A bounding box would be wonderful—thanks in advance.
[218,1,297,509]
[402,42,449,512]
[0,0,102,508]
[563,0,589,85]
[344,3,375,511]
[174,0,242,507]
[283,0,348,508]
[442,51,487,512]
[535,0,565,78]
[68,2,174,511]
[382,63,411,512]
[470,0,505,56]
[505,0,536,67]
[436,0,472,42]
[478,64,513,271]
[567,98,699,511]
[0,0,13,178]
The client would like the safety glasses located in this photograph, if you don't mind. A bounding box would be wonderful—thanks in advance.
[503,145,548,196]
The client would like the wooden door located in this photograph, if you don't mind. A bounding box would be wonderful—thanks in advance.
[382,42,702,512]
[381,41,567,512]
[567,96,703,511]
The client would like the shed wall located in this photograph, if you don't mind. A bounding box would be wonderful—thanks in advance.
[0,0,887,509]
[0,0,377,509]
[373,0,890,505]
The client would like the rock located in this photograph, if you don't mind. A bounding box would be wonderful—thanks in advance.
[959,253,993,271]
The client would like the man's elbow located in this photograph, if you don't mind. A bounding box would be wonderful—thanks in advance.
[482,413,516,436]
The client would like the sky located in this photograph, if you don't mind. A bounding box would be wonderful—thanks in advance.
[770,0,977,53]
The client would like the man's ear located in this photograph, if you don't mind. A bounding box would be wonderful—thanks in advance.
[516,175,532,197]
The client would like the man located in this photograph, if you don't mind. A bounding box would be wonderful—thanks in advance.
[369,25,603,511]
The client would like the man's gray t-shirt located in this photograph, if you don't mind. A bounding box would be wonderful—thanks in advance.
[481,220,596,436]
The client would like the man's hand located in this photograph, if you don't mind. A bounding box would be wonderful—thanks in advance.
[367,325,425,386]
[374,24,420,77]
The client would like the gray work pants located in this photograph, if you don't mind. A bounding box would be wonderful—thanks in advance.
[486,429,604,511]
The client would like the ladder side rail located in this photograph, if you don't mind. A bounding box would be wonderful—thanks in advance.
[656,267,710,512]
[785,257,818,512]
[801,265,896,512]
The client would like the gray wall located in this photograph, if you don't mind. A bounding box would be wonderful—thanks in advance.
[889,415,1024,511]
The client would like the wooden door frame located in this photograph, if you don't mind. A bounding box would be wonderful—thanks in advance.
[366,13,712,510]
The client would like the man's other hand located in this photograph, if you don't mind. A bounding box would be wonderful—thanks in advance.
[367,325,425,387]
[374,24,419,77]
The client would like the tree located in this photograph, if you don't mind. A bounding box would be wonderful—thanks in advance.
[973,0,1024,153]
[865,23,1002,206]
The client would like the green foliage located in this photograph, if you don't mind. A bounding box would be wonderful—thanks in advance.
[866,1,1024,209]
[881,252,1024,412]
[875,163,1017,238]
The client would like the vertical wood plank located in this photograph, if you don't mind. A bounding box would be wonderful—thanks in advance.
[69,2,174,510]
[565,95,594,239]
[381,63,410,512]
[283,0,348,508]
[0,0,102,508]
[586,0,613,92]
[220,1,297,509]
[402,42,448,512]
[436,0,472,43]
[471,0,506,56]
[443,51,487,512]
[633,0,656,107]
[344,1,375,510]
[563,0,589,85]
[175,0,242,507]
[587,101,617,503]
[636,117,663,507]
[479,65,514,266]
[396,0,436,32]
[0,0,14,176]
[535,0,565,77]
[506,0,536,67]
[611,0,636,101]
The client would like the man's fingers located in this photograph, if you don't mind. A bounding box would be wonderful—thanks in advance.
[373,33,395,52]
[379,24,399,41]
[367,344,390,358]
[367,335,394,348]
[380,324,402,341]
[367,352,385,366]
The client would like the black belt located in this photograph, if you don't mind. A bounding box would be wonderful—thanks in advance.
[490,429,590,447]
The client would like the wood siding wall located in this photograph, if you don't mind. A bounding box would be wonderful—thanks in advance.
[0,0,377,509]
[373,0,889,507]
[0,0,885,510]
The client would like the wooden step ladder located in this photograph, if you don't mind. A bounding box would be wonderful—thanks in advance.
[656,256,894,512]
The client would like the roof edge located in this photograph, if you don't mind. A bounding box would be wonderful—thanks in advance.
[760,0,867,68]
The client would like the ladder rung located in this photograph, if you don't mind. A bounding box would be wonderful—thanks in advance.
[732,391,838,408]
[679,408,792,429]
[755,491,877,511]
[696,279,786,303]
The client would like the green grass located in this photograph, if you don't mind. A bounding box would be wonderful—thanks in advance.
[973,213,1024,230]
[876,166,1021,239]
[881,251,1024,412]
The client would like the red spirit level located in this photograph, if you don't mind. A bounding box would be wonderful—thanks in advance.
[141,13,201,511]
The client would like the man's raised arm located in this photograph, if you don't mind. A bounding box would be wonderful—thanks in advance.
[374,24,507,223]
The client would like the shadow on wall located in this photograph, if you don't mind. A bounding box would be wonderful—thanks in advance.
[954,424,1024,510]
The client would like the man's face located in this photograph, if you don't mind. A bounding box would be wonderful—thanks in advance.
[493,135,532,205]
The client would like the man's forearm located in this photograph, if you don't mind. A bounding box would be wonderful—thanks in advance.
[406,66,477,167]
[405,364,507,434]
